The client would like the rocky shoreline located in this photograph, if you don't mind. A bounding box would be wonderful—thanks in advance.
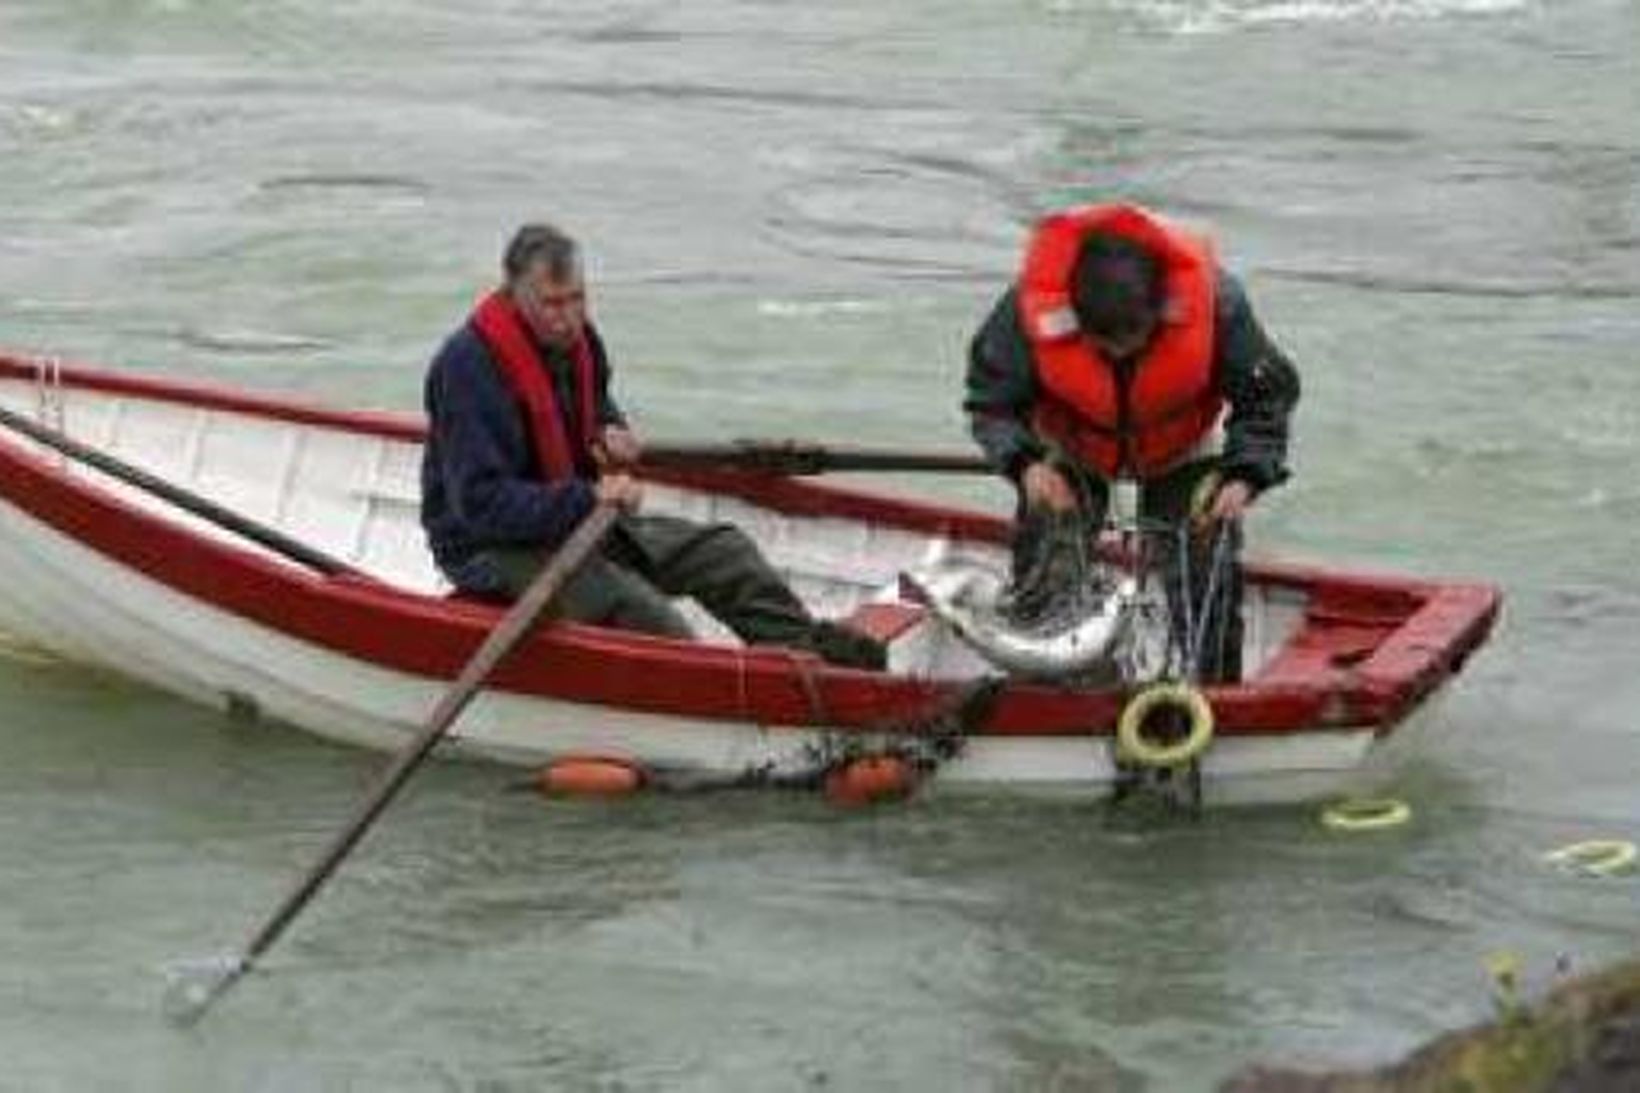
[1221,957,1640,1092]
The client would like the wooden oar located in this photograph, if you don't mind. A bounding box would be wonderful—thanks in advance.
[165,502,621,1027]
[0,402,366,580]
[640,438,991,476]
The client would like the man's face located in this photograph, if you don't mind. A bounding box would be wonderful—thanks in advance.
[1087,313,1157,361]
[513,263,586,349]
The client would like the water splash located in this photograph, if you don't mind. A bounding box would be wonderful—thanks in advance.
[755,298,896,318]
[160,952,244,1027]
[1080,0,1532,33]
[174,327,332,353]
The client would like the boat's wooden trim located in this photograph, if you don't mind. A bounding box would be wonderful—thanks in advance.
[0,352,425,440]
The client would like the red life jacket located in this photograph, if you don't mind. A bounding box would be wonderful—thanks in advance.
[470,289,599,481]
[1018,204,1223,478]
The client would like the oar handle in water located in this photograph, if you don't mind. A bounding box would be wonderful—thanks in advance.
[169,502,621,1026]
[641,439,991,476]
[0,403,366,580]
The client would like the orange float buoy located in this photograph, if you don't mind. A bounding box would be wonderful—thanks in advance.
[534,756,644,797]
[823,754,916,806]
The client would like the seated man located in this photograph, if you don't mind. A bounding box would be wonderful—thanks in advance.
[420,222,884,670]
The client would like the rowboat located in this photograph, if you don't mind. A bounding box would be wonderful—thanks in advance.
[0,351,1499,805]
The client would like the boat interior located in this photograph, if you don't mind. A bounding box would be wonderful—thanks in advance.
[0,361,1311,682]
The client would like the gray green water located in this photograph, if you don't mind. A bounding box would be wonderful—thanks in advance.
[1,1,1637,1088]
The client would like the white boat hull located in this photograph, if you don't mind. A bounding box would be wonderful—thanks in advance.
[0,497,1386,805]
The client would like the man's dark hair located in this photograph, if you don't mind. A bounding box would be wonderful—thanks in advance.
[1070,232,1164,338]
[503,222,580,284]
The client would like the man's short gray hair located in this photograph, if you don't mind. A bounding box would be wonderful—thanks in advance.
[503,223,581,284]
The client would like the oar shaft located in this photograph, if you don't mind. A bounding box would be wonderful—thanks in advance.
[0,403,366,580]
[192,503,619,1021]
[641,439,990,476]
[247,503,617,961]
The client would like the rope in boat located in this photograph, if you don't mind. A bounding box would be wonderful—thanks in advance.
[732,672,1003,796]
[1110,514,1235,815]
[528,672,1003,801]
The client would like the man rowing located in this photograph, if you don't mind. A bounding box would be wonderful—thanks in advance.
[420,222,886,670]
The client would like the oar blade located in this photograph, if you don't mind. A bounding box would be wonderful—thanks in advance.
[159,503,620,1027]
[162,953,248,1028]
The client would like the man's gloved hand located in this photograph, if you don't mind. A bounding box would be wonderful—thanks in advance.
[1021,460,1078,513]
[595,472,643,513]
[594,425,642,469]
[1205,478,1252,524]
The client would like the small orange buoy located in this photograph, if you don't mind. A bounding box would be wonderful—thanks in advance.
[823,755,916,806]
[534,756,644,797]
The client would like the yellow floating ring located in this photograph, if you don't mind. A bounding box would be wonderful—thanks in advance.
[1116,682,1215,768]
[1320,797,1412,832]
[1543,839,1637,877]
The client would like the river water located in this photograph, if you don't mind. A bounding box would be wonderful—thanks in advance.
[1,1,1636,1089]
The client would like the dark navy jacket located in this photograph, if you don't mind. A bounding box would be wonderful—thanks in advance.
[420,318,624,594]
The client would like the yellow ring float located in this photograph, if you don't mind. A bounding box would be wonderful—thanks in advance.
[1543,839,1637,877]
[1320,797,1412,832]
[1116,682,1215,768]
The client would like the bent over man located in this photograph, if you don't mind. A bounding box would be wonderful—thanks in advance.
[421,222,884,670]
[964,203,1300,680]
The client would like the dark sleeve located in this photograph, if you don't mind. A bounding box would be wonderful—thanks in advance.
[964,288,1047,481]
[425,329,596,549]
[584,325,627,428]
[1213,271,1301,494]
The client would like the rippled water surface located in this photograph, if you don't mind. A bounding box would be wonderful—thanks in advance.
[1,1,1637,1089]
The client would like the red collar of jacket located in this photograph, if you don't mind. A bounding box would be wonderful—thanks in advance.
[470,289,598,480]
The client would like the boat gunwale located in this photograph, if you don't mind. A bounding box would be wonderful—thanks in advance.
[0,351,1501,739]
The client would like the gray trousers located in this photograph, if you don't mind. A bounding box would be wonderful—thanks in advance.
[1013,457,1245,682]
[477,513,817,645]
